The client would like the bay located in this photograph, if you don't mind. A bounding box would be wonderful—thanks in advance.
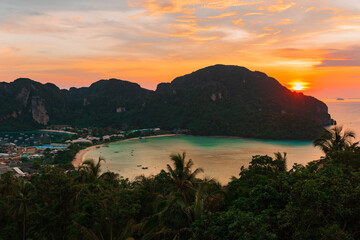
[83,99,360,184]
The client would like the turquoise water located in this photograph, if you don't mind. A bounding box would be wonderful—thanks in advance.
[84,135,320,184]
[84,100,360,184]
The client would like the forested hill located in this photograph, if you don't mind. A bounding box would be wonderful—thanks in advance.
[0,65,334,139]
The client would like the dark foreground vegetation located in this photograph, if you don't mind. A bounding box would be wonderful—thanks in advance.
[1,126,360,240]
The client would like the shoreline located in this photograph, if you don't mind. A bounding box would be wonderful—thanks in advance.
[72,144,103,168]
[72,134,178,168]
[71,133,314,168]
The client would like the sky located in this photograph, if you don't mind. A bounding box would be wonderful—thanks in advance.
[0,0,360,98]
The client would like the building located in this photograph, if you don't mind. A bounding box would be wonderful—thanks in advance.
[24,147,37,154]
[102,135,111,141]
[71,138,92,144]
[0,153,10,160]
[13,167,25,176]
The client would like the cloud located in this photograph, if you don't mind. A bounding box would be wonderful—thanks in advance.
[0,0,360,97]
[221,28,251,41]
[128,0,264,16]
[0,1,129,11]
[199,0,265,9]
[257,30,281,38]
[305,7,315,12]
[324,0,360,10]
[317,46,360,67]
[267,1,296,13]
[167,23,219,39]
[263,26,276,31]
[208,12,238,19]
[330,14,360,21]
[274,48,324,58]
[244,12,265,16]
[233,18,246,27]
[273,18,293,25]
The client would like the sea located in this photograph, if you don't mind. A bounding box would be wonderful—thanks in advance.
[82,99,360,184]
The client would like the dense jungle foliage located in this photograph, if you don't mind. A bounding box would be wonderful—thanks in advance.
[1,126,359,240]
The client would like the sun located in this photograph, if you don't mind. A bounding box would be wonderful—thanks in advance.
[291,82,308,91]
[293,83,304,91]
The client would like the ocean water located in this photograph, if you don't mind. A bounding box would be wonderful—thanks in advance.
[325,99,360,136]
[83,100,360,184]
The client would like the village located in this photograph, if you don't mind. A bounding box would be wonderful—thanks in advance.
[0,126,167,177]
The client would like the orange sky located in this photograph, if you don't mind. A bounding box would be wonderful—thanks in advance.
[0,0,360,98]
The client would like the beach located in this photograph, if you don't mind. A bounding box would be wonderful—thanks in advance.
[39,129,77,135]
[72,144,103,167]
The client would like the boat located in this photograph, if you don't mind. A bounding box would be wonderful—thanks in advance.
[336,98,344,101]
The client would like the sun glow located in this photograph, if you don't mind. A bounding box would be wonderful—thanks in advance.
[291,82,308,91]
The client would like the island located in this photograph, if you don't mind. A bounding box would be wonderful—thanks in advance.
[0,65,334,140]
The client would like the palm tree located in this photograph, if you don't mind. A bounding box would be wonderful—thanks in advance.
[167,152,203,204]
[12,182,32,240]
[192,178,224,220]
[138,178,224,239]
[135,154,208,239]
[274,152,287,172]
[313,126,357,154]
[80,157,113,182]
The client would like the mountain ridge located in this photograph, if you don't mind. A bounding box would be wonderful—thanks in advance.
[0,65,334,139]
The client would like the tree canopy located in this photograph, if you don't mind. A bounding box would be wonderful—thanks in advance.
[1,131,360,239]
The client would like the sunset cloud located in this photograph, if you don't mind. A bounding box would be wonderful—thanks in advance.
[305,7,315,13]
[317,46,360,67]
[0,0,359,97]
[208,12,238,19]
[267,1,295,13]
[129,0,265,16]
[273,18,293,25]
[233,18,246,27]
[244,12,265,16]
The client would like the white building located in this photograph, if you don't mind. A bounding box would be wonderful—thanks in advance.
[102,135,111,141]
[71,138,93,144]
